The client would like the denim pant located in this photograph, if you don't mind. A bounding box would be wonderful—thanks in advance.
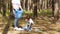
[14,18,18,27]
[22,24,32,32]
[13,9,23,27]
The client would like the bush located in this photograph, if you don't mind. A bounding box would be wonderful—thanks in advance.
[38,9,52,17]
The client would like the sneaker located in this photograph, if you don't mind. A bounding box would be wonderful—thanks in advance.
[14,27,19,30]
[17,28,24,31]
[14,27,24,31]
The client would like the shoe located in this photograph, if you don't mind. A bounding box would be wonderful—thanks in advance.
[14,27,19,30]
[14,27,24,31]
[17,28,24,31]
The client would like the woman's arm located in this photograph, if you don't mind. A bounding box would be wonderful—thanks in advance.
[11,0,15,10]
[12,3,14,9]
[19,4,23,10]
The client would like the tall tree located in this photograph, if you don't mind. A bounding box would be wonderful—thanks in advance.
[52,0,59,23]
[52,0,55,17]
[10,0,14,18]
[2,0,7,16]
[10,0,12,14]
[21,0,25,9]
[54,0,59,23]
[0,0,2,13]
[33,0,37,18]
[25,0,28,10]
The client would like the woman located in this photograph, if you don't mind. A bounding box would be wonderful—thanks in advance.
[23,15,34,32]
[12,0,23,30]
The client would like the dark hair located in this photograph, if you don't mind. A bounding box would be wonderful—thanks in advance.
[26,15,31,20]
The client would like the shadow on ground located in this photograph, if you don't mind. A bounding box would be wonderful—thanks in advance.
[2,17,10,34]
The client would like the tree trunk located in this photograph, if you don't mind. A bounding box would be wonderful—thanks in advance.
[45,0,47,9]
[33,0,37,18]
[54,0,59,23]
[0,0,1,13]
[33,4,37,18]
[52,0,55,17]
[10,0,14,19]
[2,0,6,16]
[21,0,25,9]
[47,0,49,9]
[25,0,28,10]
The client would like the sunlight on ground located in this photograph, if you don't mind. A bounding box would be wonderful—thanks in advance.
[0,16,60,34]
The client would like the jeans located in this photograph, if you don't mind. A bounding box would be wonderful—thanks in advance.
[14,18,18,27]
[22,24,32,32]
[13,9,23,27]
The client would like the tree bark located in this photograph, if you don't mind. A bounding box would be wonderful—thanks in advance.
[10,0,14,19]
[2,0,6,16]
[21,0,25,9]
[52,0,55,17]
[25,0,28,10]
[0,0,1,13]
[33,0,37,18]
[54,0,59,23]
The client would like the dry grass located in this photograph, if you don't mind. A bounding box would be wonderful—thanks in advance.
[0,16,60,34]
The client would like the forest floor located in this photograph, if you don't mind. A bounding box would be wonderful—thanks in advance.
[0,15,60,34]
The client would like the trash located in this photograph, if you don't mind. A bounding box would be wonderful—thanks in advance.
[34,28,42,32]
[32,27,42,32]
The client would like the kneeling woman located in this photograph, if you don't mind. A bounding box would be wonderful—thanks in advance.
[23,15,34,32]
